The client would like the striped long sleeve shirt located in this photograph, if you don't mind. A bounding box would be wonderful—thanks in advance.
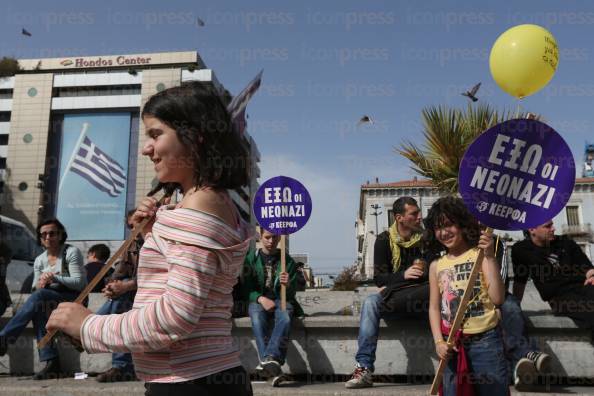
[80,205,253,382]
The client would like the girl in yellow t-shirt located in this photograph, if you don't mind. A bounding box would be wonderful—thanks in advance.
[425,197,508,396]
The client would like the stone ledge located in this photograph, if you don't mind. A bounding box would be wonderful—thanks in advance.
[232,313,582,331]
[1,288,592,378]
[2,290,586,334]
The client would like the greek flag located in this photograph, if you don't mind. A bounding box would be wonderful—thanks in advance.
[70,136,126,197]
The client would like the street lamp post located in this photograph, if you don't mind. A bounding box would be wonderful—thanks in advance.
[370,204,382,235]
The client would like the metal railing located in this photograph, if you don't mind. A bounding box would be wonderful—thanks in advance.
[561,223,593,237]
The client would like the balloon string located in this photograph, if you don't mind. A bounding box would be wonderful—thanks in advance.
[515,99,522,118]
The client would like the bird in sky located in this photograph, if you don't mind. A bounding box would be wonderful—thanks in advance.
[196,17,205,27]
[21,28,32,37]
[462,82,481,102]
[357,115,374,127]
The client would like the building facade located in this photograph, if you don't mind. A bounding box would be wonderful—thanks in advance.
[0,51,260,249]
[356,177,594,279]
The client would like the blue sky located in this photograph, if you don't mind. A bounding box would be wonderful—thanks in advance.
[2,0,594,272]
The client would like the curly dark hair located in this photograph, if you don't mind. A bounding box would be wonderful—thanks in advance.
[141,82,250,190]
[422,196,480,253]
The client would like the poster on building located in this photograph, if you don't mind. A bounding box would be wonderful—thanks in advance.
[56,113,131,240]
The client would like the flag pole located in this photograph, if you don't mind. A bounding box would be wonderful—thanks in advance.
[58,122,89,193]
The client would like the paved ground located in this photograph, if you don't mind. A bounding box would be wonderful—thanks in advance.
[0,376,593,396]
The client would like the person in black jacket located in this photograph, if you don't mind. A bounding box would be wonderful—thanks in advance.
[512,220,594,333]
[84,244,112,293]
[346,197,433,389]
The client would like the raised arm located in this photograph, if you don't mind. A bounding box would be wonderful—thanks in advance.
[80,243,216,353]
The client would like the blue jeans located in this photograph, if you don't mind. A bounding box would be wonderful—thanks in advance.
[500,294,535,375]
[442,328,509,396]
[355,293,400,372]
[248,300,293,365]
[95,291,135,372]
[0,288,77,361]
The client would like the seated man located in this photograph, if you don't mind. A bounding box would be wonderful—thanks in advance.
[492,236,550,391]
[512,220,594,378]
[85,244,112,293]
[242,228,303,383]
[94,210,142,382]
[346,197,432,389]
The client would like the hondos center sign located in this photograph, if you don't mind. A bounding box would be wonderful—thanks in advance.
[60,55,154,68]
[459,119,575,230]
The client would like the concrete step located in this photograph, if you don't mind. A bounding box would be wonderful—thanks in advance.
[1,285,592,378]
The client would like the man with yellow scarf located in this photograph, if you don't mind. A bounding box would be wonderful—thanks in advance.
[346,197,434,389]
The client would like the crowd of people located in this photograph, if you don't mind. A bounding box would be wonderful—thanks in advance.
[0,82,592,396]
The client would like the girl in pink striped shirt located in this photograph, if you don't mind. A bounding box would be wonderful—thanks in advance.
[48,82,254,396]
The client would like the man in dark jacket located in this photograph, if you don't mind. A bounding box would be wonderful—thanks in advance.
[346,197,431,389]
[512,220,594,332]
[84,244,111,293]
[242,228,303,382]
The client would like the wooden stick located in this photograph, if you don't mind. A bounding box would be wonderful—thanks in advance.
[280,235,286,311]
[37,194,169,350]
[429,227,493,395]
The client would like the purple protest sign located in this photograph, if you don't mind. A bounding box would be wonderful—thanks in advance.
[253,176,312,235]
[459,119,575,230]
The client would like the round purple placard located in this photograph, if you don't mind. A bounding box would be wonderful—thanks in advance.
[253,176,312,235]
[459,119,575,230]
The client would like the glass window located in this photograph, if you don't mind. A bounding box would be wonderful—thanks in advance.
[566,206,579,226]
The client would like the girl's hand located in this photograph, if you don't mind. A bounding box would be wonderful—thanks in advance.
[435,341,456,360]
[46,302,93,341]
[478,230,495,259]
[132,196,169,234]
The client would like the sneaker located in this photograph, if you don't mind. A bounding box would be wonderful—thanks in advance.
[345,366,373,389]
[526,351,551,374]
[514,357,537,391]
[271,374,285,387]
[33,359,63,381]
[96,367,137,382]
[260,356,282,378]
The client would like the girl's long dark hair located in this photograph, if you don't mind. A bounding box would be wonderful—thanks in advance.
[423,196,480,253]
[142,82,250,191]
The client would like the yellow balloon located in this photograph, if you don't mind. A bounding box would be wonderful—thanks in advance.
[489,24,559,99]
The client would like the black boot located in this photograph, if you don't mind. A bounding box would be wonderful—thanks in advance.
[33,358,62,380]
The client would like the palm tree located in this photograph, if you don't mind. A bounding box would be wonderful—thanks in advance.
[397,104,536,194]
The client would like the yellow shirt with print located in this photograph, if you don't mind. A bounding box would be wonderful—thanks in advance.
[435,247,498,335]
